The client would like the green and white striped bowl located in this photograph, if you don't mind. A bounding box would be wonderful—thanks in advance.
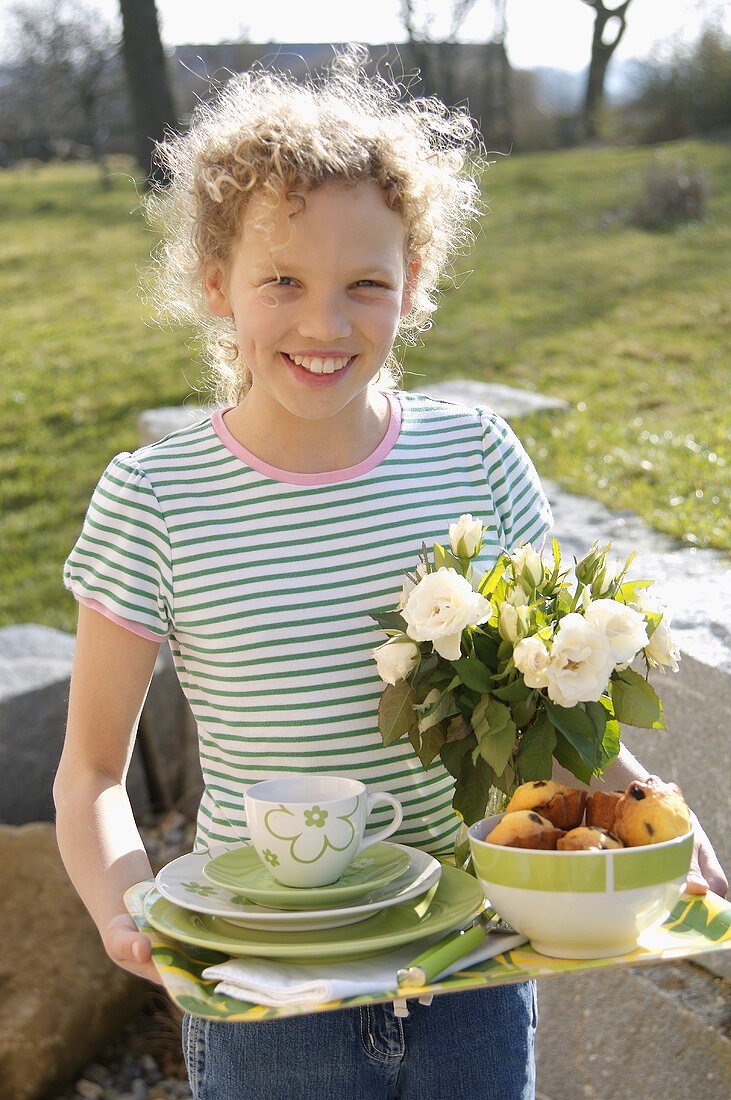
[468,813,693,959]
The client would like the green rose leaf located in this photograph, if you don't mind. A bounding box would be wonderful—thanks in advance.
[492,678,532,703]
[440,736,474,780]
[552,730,594,786]
[472,632,501,669]
[545,700,601,770]
[415,721,447,769]
[453,656,494,693]
[610,668,667,729]
[433,542,462,572]
[452,753,495,826]
[471,697,516,776]
[476,554,509,597]
[584,699,621,771]
[446,716,472,742]
[413,652,439,686]
[371,609,409,633]
[378,681,417,746]
[517,712,556,781]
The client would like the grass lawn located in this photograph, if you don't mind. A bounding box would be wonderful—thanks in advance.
[1,141,729,633]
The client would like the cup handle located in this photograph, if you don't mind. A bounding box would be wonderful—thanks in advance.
[356,793,404,853]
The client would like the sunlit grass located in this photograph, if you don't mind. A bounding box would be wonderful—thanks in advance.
[1,142,729,632]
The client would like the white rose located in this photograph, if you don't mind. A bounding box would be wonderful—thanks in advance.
[397,562,428,610]
[511,545,543,590]
[449,514,483,558]
[499,602,529,644]
[595,557,622,596]
[402,567,491,661]
[585,598,649,665]
[373,637,420,685]
[544,613,615,708]
[631,590,681,672]
[505,585,529,607]
[513,635,550,689]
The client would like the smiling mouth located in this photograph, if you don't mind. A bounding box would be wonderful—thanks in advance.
[283,353,355,376]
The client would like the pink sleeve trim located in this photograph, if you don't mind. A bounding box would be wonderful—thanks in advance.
[74,594,167,642]
[211,390,402,485]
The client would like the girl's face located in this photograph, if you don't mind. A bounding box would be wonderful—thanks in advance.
[203,180,415,430]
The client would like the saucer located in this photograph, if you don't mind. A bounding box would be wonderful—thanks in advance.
[202,841,411,909]
[144,865,483,960]
[156,844,441,930]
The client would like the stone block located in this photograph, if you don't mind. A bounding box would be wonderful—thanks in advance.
[137,405,216,447]
[0,823,145,1100]
[419,380,569,418]
[0,624,203,826]
[0,624,149,823]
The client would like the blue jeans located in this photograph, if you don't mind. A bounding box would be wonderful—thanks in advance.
[182,982,537,1100]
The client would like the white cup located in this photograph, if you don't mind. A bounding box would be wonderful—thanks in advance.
[244,774,404,888]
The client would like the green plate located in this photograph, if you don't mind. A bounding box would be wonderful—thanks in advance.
[202,841,412,909]
[143,864,484,960]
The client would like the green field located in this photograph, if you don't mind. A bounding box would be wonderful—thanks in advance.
[1,142,729,633]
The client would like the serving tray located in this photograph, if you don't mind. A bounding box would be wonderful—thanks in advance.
[125,880,731,1022]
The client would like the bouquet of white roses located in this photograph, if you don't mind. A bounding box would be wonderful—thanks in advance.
[371,516,680,828]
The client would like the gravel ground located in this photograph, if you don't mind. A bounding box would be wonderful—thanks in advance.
[51,812,198,1100]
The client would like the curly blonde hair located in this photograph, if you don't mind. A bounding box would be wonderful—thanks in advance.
[146,46,484,405]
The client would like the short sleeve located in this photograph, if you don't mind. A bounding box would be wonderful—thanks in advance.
[63,453,173,640]
[480,410,553,551]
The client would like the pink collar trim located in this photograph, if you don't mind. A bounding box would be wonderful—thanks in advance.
[210,391,402,485]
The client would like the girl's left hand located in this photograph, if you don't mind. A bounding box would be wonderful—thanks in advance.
[685,812,728,897]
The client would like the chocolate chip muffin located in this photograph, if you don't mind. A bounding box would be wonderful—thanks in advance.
[557,826,624,851]
[505,779,587,830]
[487,810,565,850]
[613,775,692,846]
[585,790,623,831]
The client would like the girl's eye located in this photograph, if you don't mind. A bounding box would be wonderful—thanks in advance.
[261,276,296,287]
[354,280,388,289]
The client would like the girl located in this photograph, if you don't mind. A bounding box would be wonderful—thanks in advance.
[55,49,725,1100]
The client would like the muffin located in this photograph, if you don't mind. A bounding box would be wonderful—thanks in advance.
[505,780,587,830]
[487,810,565,850]
[585,790,623,831]
[613,775,692,847]
[557,826,624,851]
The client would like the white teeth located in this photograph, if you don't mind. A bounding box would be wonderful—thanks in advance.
[289,354,350,374]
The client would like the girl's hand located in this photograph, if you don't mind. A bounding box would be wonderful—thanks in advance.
[685,812,728,897]
[104,914,163,985]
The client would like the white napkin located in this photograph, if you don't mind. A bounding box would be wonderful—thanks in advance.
[202,930,527,1007]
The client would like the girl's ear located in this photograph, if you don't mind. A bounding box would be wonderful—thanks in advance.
[400,254,421,318]
[202,261,233,318]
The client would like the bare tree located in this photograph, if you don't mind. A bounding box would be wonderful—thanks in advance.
[579,0,634,136]
[399,0,480,103]
[118,0,177,185]
[399,1,513,147]
[4,0,126,172]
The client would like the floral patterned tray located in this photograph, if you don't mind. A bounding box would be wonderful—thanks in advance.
[125,881,731,1022]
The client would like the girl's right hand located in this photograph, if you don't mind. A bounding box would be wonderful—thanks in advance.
[104,913,164,985]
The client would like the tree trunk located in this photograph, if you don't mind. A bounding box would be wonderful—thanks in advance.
[118,0,176,185]
[583,0,632,138]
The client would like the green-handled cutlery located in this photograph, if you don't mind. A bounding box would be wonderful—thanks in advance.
[396,909,521,988]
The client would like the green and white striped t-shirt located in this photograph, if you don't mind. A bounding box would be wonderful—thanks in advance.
[64,390,551,855]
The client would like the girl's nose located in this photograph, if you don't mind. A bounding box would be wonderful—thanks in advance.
[296,294,352,341]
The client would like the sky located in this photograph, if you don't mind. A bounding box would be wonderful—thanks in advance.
[1,0,729,72]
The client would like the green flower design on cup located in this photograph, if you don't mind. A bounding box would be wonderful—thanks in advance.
[244,775,403,888]
[264,801,358,865]
[304,806,328,828]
